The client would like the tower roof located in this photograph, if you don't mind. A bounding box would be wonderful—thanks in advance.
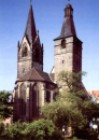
[54,2,77,40]
[24,4,37,43]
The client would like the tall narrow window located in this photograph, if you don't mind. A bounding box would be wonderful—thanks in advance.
[35,48,40,62]
[45,91,50,103]
[22,47,28,57]
[61,39,66,48]
[30,83,39,118]
[20,84,26,117]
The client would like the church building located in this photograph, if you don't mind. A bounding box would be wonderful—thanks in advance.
[13,3,57,122]
[13,1,83,122]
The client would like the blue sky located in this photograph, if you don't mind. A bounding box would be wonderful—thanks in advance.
[0,0,99,91]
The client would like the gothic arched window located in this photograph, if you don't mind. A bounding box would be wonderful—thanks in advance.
[22,47,28,57]
[30,83,39,119]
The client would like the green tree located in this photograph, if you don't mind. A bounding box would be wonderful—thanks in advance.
[42,71,99,139]
[24,119,63,140]
[0,91,12,120]
[58,71,86,93]
[0,123,5,138]
[1,119,62,140]
[3,122,28,140]
[42,94,87,131]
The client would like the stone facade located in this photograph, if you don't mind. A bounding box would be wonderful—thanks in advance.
[14,81,55,122]
[53,3,82,87]
[17,33,43,78]
[13,2,83,122]
[13,4,56,122]
[54,37,82,83]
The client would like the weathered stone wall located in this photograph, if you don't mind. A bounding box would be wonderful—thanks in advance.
[13,81,55,122]
[17,36,43,78]
[54,37,82,84]
[54,37,73,82]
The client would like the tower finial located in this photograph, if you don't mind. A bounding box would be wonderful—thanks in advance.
[68,0,70,3]
[30,0,32,5]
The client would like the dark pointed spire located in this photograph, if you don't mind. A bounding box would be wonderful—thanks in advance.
[24,3,37,43]
[54,1,76,40]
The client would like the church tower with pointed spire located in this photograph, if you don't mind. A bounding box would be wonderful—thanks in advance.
[54,1,82,84]
[13,3,56,122]
[13,1,84,122]
[17,3,43,79]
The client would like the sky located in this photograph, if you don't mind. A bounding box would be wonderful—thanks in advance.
[0,0,99,91]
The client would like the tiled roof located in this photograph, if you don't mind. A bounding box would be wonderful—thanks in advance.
[54,3,76,41]
[92,90,99,97]
[87,90,99,102]
[17,68,55,84]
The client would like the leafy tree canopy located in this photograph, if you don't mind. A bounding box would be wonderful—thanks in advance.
[42,71,99,137]
[0,91,12,119]
[58,71,86,93]
[0,119,63,140]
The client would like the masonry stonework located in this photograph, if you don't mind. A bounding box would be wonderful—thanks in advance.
[53,3,82,87]
[13,1,83,122]
[13,4,56,122]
